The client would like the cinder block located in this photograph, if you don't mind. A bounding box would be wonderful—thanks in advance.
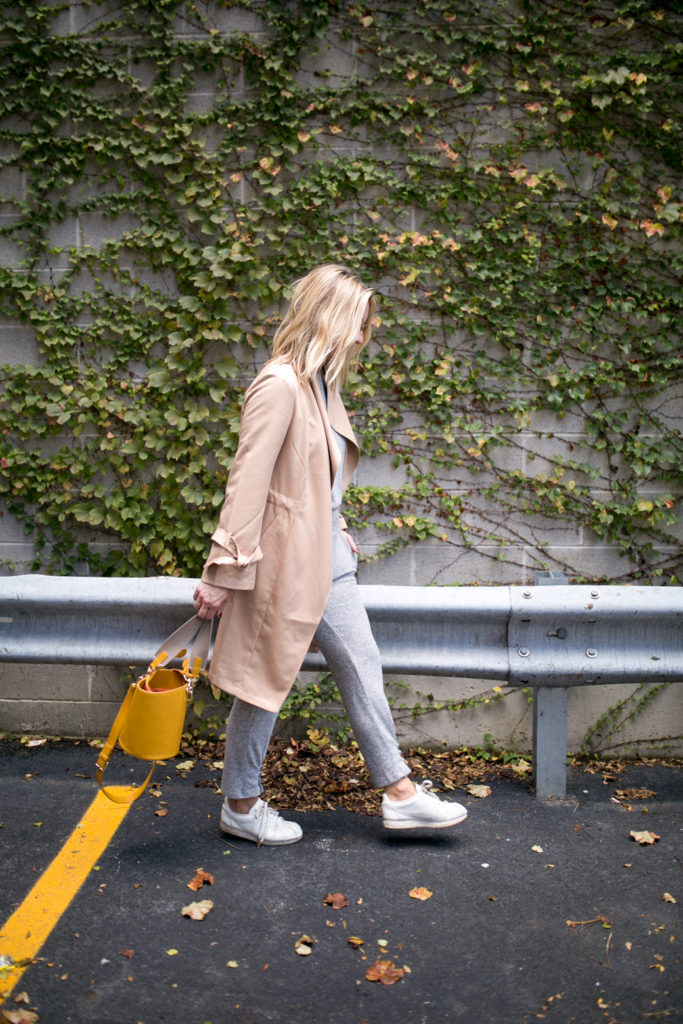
[358,541,528,586]
[0,699,121,738]
[0,323,40,364]
[566,682,683,755]
[522,433,610,485]
[296,33,358,87]
[534,545,638,582]
[78,212,140,249]
[0,217,24,269]
[0,165,24,208]
[185,6,267,35]
[0,543,37,574]
[0,509,36,543]
[0,663,91,702]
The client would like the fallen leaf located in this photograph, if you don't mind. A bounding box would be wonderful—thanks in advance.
[512,759,532,775]
[365,959,405,985]
[466,784,491,798]
[531,845,544,853]
[1,1011,39,1024]
[662,892,677,904]
[409,887,433,901]
[12,996,29,1007]
[294,935,314,956]
[630,830,660,845]
[166,949,179,956]
[324,892,349,909]
[175,760,195,771]
[616,787,656,800]
[188,869,214,892]
[154,808,168,817]
[181,900,213,921]
[120,949,134,958]
[348,936,365,948]
[226,960,239,968]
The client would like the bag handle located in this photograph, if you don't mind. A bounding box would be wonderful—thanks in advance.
[96,615,213,804]
[148,614,213,683]
[96,683,155,803]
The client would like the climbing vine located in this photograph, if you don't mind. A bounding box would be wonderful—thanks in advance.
[0,0,681,584]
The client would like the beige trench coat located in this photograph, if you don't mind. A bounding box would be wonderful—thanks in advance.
[201,361,360,712]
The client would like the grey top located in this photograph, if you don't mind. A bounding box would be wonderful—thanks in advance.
[317,373,345,515]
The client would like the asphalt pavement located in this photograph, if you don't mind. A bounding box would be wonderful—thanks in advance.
[0,738,681,1024]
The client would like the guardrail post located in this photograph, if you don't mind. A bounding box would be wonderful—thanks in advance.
[533,571,569,799]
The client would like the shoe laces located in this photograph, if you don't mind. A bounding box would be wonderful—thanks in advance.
[256,801,282,845]
[417,780,437,799]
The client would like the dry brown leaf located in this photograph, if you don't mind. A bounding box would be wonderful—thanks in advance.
[181,899,213,920]
[324,892,349,909]
[616,787,656,800]
[630,830,660,845]
[294,935,314,956]
[1,1012,39,1024]
[409,886,433,901]
[348,936,365,948]
[188,869,214,892]
[365,959,405,986]
[120,949,134,958]
[154,808,168,817]
[466,783,491,798]
[662,892,677,904]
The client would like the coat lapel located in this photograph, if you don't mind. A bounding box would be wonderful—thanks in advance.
[310,377,360,487]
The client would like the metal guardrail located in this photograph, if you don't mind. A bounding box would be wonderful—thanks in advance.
[1,574,682,799]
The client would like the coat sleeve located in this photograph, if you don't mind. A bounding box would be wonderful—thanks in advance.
[200,369,297,591]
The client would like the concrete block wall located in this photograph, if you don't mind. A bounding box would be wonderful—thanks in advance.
[0,3,681,752]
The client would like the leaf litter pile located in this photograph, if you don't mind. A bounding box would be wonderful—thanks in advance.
[181,730,530,814]
[175,729,682,815]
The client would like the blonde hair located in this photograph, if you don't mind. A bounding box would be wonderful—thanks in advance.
[269,265,375,388]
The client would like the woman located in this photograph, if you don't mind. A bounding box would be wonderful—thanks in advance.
[193,265,467,845]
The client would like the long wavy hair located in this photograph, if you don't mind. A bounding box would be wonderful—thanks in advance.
[269,265,375,388]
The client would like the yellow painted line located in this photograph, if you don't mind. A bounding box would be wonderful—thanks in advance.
[0,786,135,998]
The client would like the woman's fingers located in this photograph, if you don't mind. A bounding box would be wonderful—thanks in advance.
[343,532,360,554]
[193,582,231,619]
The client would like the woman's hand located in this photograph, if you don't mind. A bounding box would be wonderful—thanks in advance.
[193,581,232,619]
[342,531,359,554]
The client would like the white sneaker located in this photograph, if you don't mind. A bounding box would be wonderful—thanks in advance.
[382,780,468,830]
[220,798,303,846]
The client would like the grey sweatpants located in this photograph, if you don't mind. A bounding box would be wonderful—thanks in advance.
[221,520,410,799]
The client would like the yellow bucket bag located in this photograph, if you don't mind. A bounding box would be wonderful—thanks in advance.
[96,615,213,804]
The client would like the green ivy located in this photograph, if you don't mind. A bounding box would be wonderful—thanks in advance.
[0,0,680,583]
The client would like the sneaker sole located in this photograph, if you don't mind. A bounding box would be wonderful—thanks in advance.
[383,809,468,830]
[220,822,303,846]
